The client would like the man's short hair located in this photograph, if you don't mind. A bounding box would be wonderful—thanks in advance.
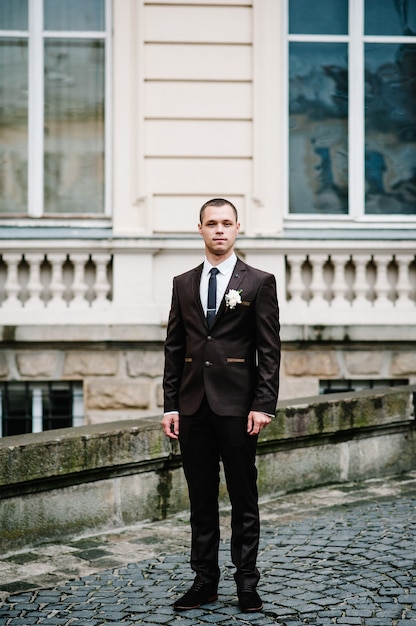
[199,198,238,224]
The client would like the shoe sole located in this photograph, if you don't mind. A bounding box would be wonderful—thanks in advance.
[173,594,218,611]
[240,603,263,613]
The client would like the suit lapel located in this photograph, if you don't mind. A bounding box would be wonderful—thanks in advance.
[213,258,246,325]
[192,263,206,326]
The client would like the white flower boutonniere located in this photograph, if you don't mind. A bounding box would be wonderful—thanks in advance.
[225,289,242,310]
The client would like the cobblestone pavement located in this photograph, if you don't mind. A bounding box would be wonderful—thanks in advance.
[0,472,415,625]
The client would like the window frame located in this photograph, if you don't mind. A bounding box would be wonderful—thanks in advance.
[0,0,112,224]
[0,381,84,437]
[283,0,416,230]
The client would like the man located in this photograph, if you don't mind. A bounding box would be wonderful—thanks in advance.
[162,198,280,613]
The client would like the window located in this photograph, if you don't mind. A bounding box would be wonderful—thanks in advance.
[320,378,409,395]
[0,0,110,217]
[287,0,416,221]
[0,381,83,437]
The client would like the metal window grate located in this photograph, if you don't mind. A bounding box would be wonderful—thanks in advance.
[0,382,83,437]
[320,379,409,395]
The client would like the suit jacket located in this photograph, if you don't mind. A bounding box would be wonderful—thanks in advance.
[163,257,280,417]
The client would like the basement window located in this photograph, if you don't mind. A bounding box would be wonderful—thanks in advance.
[0,381,83,437]
[320,379,409,395]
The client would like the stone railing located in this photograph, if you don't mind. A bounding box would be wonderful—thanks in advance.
[0,238,415,326]
[0,250,112,312]
[0,385,415,553]
[282,243,416,325]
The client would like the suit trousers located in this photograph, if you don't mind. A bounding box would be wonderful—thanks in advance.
[178,398,260,589]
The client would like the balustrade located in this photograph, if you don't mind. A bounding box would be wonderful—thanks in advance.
[0,252,112,311]
[285,250,416,322]
[0,242,414,326]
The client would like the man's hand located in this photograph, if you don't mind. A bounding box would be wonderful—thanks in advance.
[247,411,272,435]
[162,412,180,439]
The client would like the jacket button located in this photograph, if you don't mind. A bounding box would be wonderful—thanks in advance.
[207,335,213,341]
[204,360,212,367]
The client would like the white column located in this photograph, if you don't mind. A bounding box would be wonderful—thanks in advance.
[92,253,111,309]
[352,254,371,309]
[374,254,393,309]
[286,254,305,306]
[69,254,89,309]
[309,254,328,308]
[47,254,67,309]
[25,253,45,309]
[395,254,414,308]
[331,254,350,307]
[2,253,22,309]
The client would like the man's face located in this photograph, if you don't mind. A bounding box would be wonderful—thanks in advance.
[198,203,240,259]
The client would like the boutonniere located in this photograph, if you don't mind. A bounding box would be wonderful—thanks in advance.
[225,289,242,310]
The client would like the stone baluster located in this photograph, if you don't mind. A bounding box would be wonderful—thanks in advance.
[47,254,67,309]
[309,254,328,307]
[24,253,45,309]
[395,254,414,308]
[2,253,22,309]
[331,255,349,307]
[286,254,305,305]
[352,254,371,308]
[69,254,89,309]
[92,253,111,308]
[374,253,393,309]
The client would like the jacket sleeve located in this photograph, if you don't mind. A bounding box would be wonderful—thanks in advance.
[251,273,281,415]
[163,277,186,413]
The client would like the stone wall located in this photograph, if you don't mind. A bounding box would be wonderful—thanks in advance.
[280,347,416,399]
[0,347,165,424]
[1,323,416,426]
[0,385,415,553]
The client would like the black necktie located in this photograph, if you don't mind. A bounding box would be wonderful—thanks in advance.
[207,268,219,328]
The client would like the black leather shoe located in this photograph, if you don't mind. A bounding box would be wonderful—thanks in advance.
[238,588,263,612]
[173,580,218,611]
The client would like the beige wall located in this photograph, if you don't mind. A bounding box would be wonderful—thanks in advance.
[112,0,283,237]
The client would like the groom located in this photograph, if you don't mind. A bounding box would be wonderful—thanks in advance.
[162,198,280,612]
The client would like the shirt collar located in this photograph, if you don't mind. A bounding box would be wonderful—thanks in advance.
[203,252,237,276]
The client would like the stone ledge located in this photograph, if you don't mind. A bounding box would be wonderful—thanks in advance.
[2,324,416,345]
[1,386,414,493]
[264,385,415,444]
[0,386,415,553]
[0,418,171,490]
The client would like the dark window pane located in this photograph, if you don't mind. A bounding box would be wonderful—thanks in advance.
[0,0,28,30]
[365,0,416,36]
[289,0,348,35]
[0,39,28,214]
[43,384,72,430]
[44,0,105,31]
[44,39,105,214]
[289,42,349,214]
[2,383,32,436]
[365,43,416,215]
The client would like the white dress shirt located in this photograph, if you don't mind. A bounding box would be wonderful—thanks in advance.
[200,253,237,316]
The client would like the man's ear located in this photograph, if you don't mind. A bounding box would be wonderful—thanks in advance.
[198,223,202,234]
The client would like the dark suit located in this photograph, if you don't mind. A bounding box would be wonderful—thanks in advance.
[163,257,280,588]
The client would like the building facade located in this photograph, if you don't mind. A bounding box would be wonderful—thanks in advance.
[0,0,415,435]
